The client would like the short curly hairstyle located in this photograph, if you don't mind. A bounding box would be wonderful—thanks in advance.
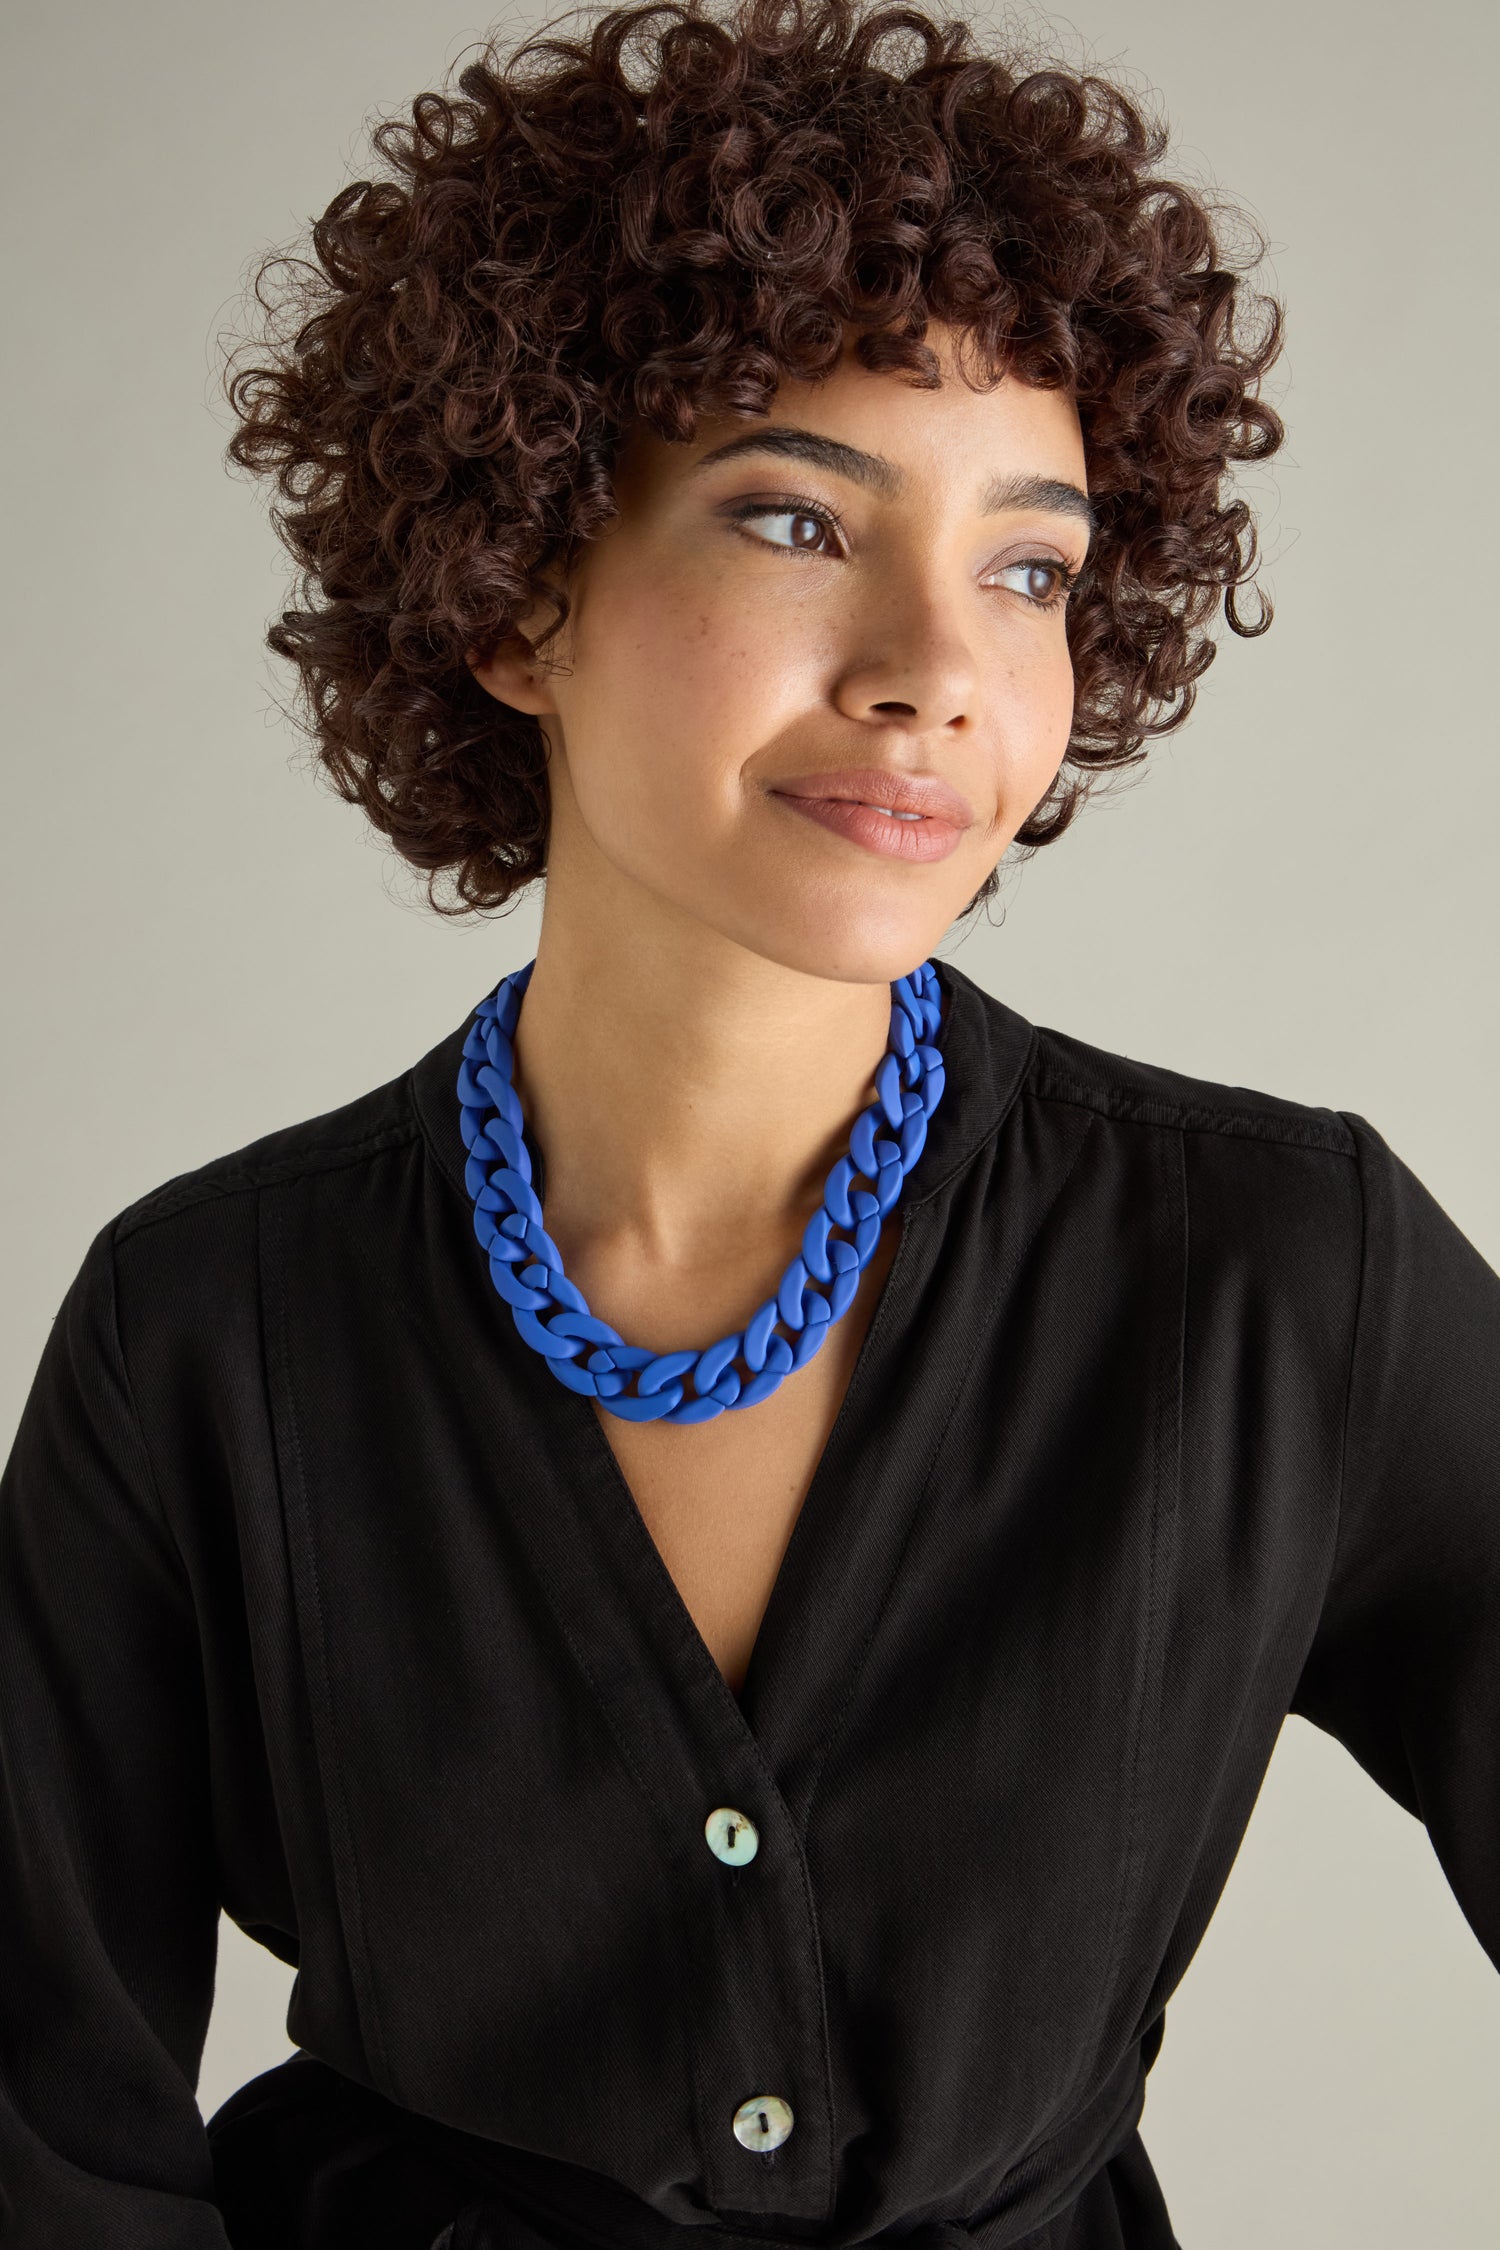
[223,0,1284,919]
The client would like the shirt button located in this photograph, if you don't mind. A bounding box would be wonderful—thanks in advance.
[705,1808,759,1865]
[732,2094,794,2151]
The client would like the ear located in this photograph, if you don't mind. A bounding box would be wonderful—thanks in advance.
[467,628,561,717]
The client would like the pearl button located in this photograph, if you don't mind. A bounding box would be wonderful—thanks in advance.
[732,2093,794,2151]
[705,1807,759,1865]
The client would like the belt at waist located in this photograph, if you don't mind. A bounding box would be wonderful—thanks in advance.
[207,2041,1173,2250]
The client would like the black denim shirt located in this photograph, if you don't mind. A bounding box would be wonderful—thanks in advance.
[3,958,1497,2249]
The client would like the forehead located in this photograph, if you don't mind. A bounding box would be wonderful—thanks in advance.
[616,322,1087,501]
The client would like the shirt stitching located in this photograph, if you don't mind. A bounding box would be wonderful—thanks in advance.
[800,1106,1102,1832]
[1071,1121,1187,2092]
[1029,1073,1356,1153]
[114,1120,419,1241]
[262,1184,394,2095]
[1328,1111,1374,1596]
[102,1217,190,1574]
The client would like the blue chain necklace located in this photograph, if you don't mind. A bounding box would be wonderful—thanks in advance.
[456,957,946,1425]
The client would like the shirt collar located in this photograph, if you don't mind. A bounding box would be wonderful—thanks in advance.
[409,952,1036,1216]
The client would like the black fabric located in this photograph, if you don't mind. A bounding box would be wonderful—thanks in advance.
[202,2050,1176,2250]
[2,955,1496,2248]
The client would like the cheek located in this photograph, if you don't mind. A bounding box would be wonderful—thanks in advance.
[1041,634,1077,760]
[986,629,1076,798]
[566,561,806,811]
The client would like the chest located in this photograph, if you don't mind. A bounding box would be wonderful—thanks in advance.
[592,1219,904,1701]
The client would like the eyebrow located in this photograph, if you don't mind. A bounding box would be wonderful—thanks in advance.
[688,425,1095,533]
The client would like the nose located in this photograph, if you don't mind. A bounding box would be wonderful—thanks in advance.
[830,577,980,737]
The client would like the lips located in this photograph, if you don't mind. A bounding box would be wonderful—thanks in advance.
[768,767,971,865]
[770,767,973,827]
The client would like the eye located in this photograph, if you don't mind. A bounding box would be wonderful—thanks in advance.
[728,498,844,558]
[985,557,1078,609]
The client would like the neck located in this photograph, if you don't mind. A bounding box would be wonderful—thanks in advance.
[508,908,909,1292]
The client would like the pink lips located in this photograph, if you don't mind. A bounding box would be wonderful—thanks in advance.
[769,767,971,864]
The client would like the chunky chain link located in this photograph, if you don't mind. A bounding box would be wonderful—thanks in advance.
[456,959,946,1424]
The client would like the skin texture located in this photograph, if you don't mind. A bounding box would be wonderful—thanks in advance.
[470,320,1087,1332]
[468,320,1089,1686]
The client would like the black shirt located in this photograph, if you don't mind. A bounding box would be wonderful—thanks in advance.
[3,957,1497,2250]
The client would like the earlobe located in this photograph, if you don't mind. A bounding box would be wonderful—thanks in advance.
[467,633,555,717]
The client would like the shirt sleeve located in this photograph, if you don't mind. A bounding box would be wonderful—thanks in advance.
[1290,1110,1500,1973]
[0,1216,230,2245]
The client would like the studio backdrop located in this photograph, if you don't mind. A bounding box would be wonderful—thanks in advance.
[2,2,1497,2244]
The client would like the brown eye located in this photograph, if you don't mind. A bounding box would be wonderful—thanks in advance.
[987,557,1076,608]
[732,502,842,557]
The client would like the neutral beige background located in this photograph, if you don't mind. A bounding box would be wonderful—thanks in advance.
[3,0,1497,2240]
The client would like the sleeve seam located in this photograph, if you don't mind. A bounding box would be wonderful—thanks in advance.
[1329,1110,1374,1590]
[114,1118,419,1243]
[1031,1077,1358,1153]
[103,1212,191,1576]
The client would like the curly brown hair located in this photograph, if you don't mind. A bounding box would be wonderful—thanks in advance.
[222,0,1284,919]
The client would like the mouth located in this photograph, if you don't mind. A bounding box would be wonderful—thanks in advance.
[767,767,971,864]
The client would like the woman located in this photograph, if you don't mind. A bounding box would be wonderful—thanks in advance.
[1,0,1495,2244]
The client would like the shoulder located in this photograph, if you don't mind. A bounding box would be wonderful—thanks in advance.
[943,959,1357,1160]
[1000,1012,1371,1332]
[1023,1020,1357,1159]
[111,1060,423,1248]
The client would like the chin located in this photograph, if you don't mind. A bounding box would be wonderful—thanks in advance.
[715,903,955,991]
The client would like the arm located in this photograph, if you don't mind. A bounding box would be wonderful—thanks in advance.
[0,1219,230,2245]
[1290,1112,1500,1971]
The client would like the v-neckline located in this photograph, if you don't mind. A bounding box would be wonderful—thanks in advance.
[569,1196,920,1745]
[411,953,1044,1814]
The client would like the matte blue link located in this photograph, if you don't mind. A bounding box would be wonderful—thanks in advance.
[875,1050,906,1130]
[825,1157,856,1230]
[875,1158,905,1218]
[674,1395,728,1424]
[848,1107,882,1179]
[606,1385,684,1422]
[490,1169,544,1226]
[488,1257,551,1312]
[536,1267,590,1315]
[551,1355,609,1397]
[606,1344,658,1372]
[778,1256,810,1330]
[550,1311,625,1348]
[514,1306,586,1359]
[791,1315,832,1370]
[742,1296,779,1374]
[639,1348,699,1397]
[893,982,923,1038]
[801,1203,834,1286]
[695,1331,743,1393]
[735,1365,785,1409]
[456,954,948,1424]
[762,1333,796,1380]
